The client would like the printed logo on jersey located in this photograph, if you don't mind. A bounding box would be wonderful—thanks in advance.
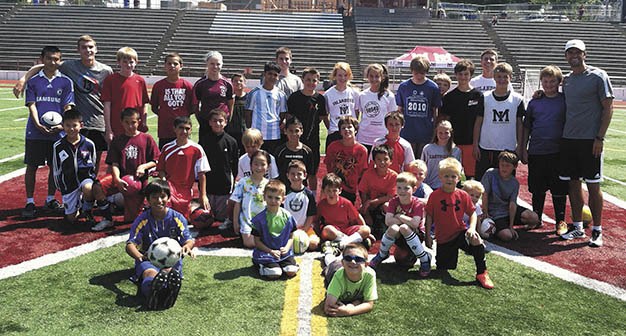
[164,88,187,108]
[339,104,349,115]
[288,196,304,213]
[56,88,63,96]
[492,109,510,123]
[78,74,99,94]
[81,150,91,159]
[406,90,428,118]
[125,145,139,160]
[440,199,461,212]
[364,101,381,119]
[58,150,69,163]
[220,85,227,97]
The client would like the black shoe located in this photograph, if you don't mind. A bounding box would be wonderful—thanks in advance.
[22,203,36,219]
[146,270,168,310]
[161,269,182,309]
[82,211,96,226]
[45,199,64,214]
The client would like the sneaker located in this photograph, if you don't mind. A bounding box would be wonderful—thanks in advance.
[146,270,168,310]
[218,219,233,231]
[161,269,182,309]
[22,203,36,219]
[418,251,432,277]
[368,253,388,269]
[555,221,568,236]
[82,211,96,226]
[45,199,64,214]
[322,241,341,256]
[589,230,603,247]
[91,219,114,232]
[476,271,494,289]
[560,228,586,240]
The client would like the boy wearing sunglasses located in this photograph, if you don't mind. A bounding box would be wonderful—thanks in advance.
[324,243,378,317]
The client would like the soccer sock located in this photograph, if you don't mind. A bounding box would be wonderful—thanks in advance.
[378,233,395,257]
[141,276,154,297]
[573,221,583,231]
[339,232,362,248]
[592,225,602,232]
[98,200,112,220]
[46,195,55,203]
[471,244,487,275]
[531,193,546,220]
[26,197,34,205]
[404,231,428,261]
[553,195,567,223]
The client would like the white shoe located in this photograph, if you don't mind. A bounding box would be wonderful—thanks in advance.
[560,228,586,240]
[589,230,603,247]
[91,219,114,232]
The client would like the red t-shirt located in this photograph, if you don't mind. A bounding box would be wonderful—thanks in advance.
[157,141,210,189]
[192,75,233,125]
[425,188,475,244]
[317,196,360,233]
[324,141,368,194]
[106,132,159,176]
[101,73,149,136]
[358,168,397,200]
[386,195,425,232]
[150,78,195,139]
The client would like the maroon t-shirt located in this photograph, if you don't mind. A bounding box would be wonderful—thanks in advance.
[150,78,195,139]
[192,75,233,131]
[106,132,159,176]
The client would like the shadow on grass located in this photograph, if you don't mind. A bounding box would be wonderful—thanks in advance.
[89,269,142,308]
[311,300,326,318]
[488,230,590,257]
[431,269,476,287]
[213,265,260,281]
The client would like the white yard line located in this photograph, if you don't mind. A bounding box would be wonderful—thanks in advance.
[0,153,24,164]
[0,106,24,112]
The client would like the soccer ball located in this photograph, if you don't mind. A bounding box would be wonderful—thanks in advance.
[292,229,309,254]
[393,245,417,268]
[189,206,214,229]
[147,237,182,269]
[479,218,496,239]
[40,111,63,128]
[582,205,592,225]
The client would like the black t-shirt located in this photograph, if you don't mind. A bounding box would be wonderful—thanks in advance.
[274,142,315,187]
[287,91,327,149]
[199,130,239,195]
[441,88,484,145]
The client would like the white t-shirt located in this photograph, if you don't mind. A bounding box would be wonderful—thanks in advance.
[356,89,397,146]
[470,75,514,93]
[479,91,524,151]
[237,153,280,180]
[323,85,360,133]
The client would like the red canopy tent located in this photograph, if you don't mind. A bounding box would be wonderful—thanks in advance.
[387,46,461,69]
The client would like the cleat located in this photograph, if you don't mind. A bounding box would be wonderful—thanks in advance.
[476,271,494,289]
[322,241,341,256]
[161,269,182,309]
[560,228,586,240]
[82,212,96,226]
[218,218,233,231]
[22,203,36,219]
[555,221,568,236]
[146,270,168,310]
[91,219,114,232]
[368,253,388,269]
[418,251,432,277]
[589,230,603,247]
[45,199,64,214]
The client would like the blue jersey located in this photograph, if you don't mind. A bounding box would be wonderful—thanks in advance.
[395,78,441,144]
[524,93,566,155]
[25,70,74,141]
[251,208,297,264]
[127,208,193,253]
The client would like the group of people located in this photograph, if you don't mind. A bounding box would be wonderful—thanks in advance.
[13,35,613,313]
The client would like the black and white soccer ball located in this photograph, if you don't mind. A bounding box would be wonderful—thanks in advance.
[146,237,182,269]
[40,111,63,128]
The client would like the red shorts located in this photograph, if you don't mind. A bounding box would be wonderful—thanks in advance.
[324,224,362,237]
[168,181,192,219]
[458,144,476,177]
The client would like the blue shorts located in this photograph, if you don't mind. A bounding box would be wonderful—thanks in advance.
[134,258,183,280]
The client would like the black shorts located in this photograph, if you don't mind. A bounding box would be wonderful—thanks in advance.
[475,148,503,181]
[436,231,473,270]
[559,138,602,183]
[80,129,107,152]
[262,256,297,269]
[528,153,568,195]
[24,139,55,166]
[493,205,529,232]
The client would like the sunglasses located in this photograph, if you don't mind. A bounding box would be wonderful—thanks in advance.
[343,255,367,264]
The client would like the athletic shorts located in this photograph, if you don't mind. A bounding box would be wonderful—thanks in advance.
[323,224,362,237]
[458,144,476,177]
[208,194,229,221]
[493,205,529,232]
[258,256,298,277]
[436,230,472,270]
[62,178,94,215]
[559,138,602,183]
[528,153,568,195]
[80,129,107,152]
[239,218,254,235]
[168,182,192,219]
[24,139,55,166]
[134,258,182,280]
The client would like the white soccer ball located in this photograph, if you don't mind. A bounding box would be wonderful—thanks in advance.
[147,237,182,268]
[292,229,310,254]
[479,218,496,239]
[40,111,63,128]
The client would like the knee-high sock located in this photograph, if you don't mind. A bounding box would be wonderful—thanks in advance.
[531,192,546,220]
[141,276,154,297]
[471,244,487,275]
[378,233,396,257]
[553,195,566,223]
[404,231,428,261]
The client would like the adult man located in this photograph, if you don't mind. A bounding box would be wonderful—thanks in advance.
[15,35,113,172]
[559,39,613,247]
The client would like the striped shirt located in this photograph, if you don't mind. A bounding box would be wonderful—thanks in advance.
[245,86,286,140]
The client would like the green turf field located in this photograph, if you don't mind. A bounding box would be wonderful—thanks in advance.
[0,244,624,335]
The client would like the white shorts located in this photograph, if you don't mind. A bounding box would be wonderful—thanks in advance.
[61,178,94,215]
[239,218,253,235]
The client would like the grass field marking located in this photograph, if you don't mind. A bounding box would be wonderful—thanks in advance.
[485,242,626,302]
[194,246,252,257]
[604,175,626,187]
[608,128,626,135]
[310,259,327,336]
[0,167,25,183]
[0,232,128,280]
[0,153,23,163]
[297,254,314,335]
[0,106,23,112]
[280,256,301,336]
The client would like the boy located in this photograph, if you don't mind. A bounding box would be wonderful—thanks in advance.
[358,145,397,238]
[274,117,315,188]
[245,62,287,154]
[237,128,280,180]
[521,65,568,235]
[424,158,494,289]
[286,67,327,190]
[251,179,299,280]
[434,72,452,97]
[52,108,112,227]
[102,47,149,143]
[157,116,211,220]
[395,56,442,159]
[95,107,159,230]
[199,109,239,224]
[317,173,372,249]
[369,172,431,274]
[462,180,485,229]
[275,47,304,98]
[470,49,499,93]
[150,53,195,148]
[406,159,433,203]
[284,160,320,251]
[370,111,415,173]
[324,243,377,317]
[441,59,484,179]
[22,45,74,218]
[225,73,247,155]
[481,151,540,241]
[125,179,195,310]
[472,62,524,181]
[324,116,368,203]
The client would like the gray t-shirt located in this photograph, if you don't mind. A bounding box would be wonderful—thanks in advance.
[562,66,613,139]
[276,72,303,98]
[481,168,519,220]
[60,59,113,131]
